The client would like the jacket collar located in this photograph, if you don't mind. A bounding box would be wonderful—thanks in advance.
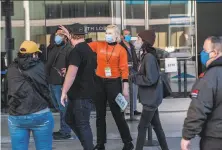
[120,41,134,49]
[108,42,117,46]
[15,57,40,70]
[207,56,222,70]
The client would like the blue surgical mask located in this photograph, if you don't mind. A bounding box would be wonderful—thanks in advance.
[105,35,113,43]
[55,35,63,45]
[200,50,210,66]
[124,35,131,42]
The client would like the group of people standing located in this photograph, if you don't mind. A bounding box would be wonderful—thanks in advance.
[6,23,169,150]
[7,23,222,150]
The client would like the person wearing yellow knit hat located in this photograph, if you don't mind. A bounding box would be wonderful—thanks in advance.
[7,40,54,150]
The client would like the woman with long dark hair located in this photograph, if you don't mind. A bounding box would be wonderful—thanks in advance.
[130,30,169,150]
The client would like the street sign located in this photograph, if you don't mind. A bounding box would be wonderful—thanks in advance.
[165,58,178,73]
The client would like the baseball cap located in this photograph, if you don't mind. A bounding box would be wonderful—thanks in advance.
[69,23,87,35]
[19,41,42,54]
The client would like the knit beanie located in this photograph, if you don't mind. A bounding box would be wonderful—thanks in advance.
[138,30,156,46]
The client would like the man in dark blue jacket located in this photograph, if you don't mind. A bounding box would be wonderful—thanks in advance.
[181,36,222,150]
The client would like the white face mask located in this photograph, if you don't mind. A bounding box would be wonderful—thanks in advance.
[134,41,143,50]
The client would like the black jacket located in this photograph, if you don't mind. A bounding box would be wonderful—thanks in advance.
[120,41,139,72]
[182,56,222,140]
[45,43,73,85]
[7,57,51,116]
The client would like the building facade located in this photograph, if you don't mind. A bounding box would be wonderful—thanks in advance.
[1,0,221,95]
[1,1,196,53]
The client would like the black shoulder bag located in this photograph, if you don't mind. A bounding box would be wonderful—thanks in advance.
[160,71,172,98]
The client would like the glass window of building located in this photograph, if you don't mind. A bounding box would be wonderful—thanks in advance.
[126,1,145,19]
[45,1,62,19]
[150,1,187,19]
[62,1,85,18]
[123,1,145,37]
[86,1,110,17]
[29,1,46,47]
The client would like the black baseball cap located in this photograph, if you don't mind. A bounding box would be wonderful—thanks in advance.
[69,23,87,35]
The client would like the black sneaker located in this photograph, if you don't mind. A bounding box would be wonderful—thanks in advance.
[134,110,141,115]
[93,144,105,150]
[122,142,134,150]
[53,131,61,136]
[53,132,72,140]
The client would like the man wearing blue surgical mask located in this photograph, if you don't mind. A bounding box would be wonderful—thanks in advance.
[45,26,73,140]
[181,36,222,150]
[120,29,141,115]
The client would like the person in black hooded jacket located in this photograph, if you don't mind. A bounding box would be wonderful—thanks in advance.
[7,40,54,150]
[45,27,73,140]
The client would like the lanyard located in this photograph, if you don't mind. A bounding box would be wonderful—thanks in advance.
[106,44,116,64]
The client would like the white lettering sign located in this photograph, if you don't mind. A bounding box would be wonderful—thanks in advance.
[165,58,178,73]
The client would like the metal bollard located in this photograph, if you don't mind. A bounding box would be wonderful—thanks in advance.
[177,60,182,96]
[183,60,188,97]
[144,123,159,147]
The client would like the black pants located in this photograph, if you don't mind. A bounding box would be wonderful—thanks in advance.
[135,108,169,150]
[65,99,94,150]
[200,137,222,150]
[94,76,132,144]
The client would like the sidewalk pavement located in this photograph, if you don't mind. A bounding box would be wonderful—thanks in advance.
[1,138,200,150]
[1,98,199,150]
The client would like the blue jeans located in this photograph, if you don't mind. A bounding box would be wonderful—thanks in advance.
[65,99,94,150]
[49,84,71,135]
[8,111,54,150]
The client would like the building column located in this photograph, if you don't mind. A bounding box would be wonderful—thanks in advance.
[121,0,126,30]
[145,0,150,30]
[111,0,114,24]
[23,0,30,40]
[114,1,121,29]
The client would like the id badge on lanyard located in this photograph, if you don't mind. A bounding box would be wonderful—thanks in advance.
[105,66,112,77]
[105,45,116,77]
